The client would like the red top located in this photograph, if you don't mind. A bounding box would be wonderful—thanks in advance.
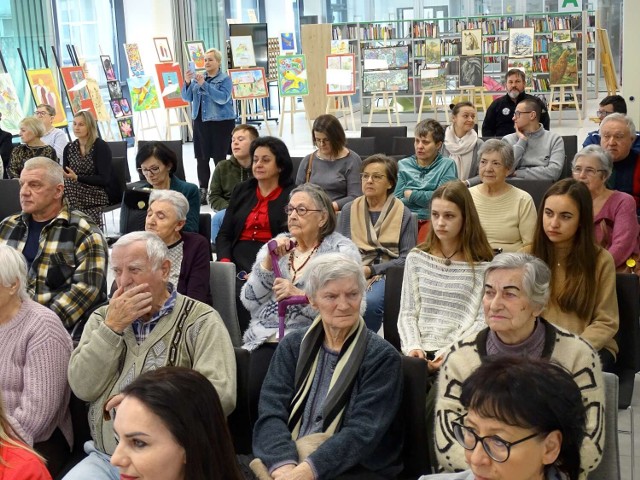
[0,442,52,480]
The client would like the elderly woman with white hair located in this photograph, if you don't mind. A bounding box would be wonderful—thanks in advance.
[251,253,403,480]
[572,144,640,271]
[435,252,604,478]
[144,189,212,305]
[8,117,58,179]
[0,245,73,473]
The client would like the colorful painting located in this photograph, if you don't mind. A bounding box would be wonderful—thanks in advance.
[326,54,356,95]
[0,73,26,134]
[461,29,482,55]
[362,46,409,70]
[509,28,535,58]
[549,42,578,86]
[508,58,534,88]
[230,36,256,68]
[100,55,117,81]
[229,67,268,99]
[25,69,67,127]
[420,68,446,91]
[155,63,189,108]
[459,56,483,87]
[81,63,110,122]
[154,37,173,62]
[127,75,160,111]
[119,98,132,116]
[423,39,441,68]
[60,66,97,118]
[184,40,206,71]
[124,43,145,76]
[280,32,295,52]
[552,30,571,43]
[362,70,409,93]
[110,99,124,118]
[117,117,135,139]
[276,55,309,97]
[107,81,123,100]
[331,40,349,54]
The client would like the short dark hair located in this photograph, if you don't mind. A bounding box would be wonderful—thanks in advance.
[312,114,347,157]
[414,119,445,144]
[460,356,586,480]
[505,68,526,83]
[136,141,177,174]
[232,124,259,139]
[361,154,398,192]
[599,95,627,114]
[249,136,294,187]
[517,97,542,121]
[121,367,243,480]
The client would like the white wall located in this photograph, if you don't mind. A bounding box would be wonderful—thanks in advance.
[266,0,296,40]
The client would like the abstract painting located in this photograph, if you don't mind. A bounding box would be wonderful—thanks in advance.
[124,43,145,76]
[423,38,441,68]
[154,63,188,108]
[461,29,482,55]
[459,56,483,87]
[154,37,173,62]
[117,117,135,139]
[549,42,578,86]
[280,33,295,52]
[362,70,409,93]
[509,28,535,58]
[60,66,97,118]
[276,55,309,96]
[119,98,132,116]
[363,46,409,70]
[126,75,160,111]
[100,55,117,81]
[326,54,356,95]
[420,68,446,91]
[110,100,124,118]
[184,40,206,71]
[229,67,268,99]
[230,36,256,68]
[26,69,67,127]
[0,73,26,134]
[508,58,534,87]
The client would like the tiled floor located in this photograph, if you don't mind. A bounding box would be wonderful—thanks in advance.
[107,100,640,479]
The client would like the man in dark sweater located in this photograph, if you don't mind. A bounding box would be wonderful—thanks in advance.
[482,69,550,138]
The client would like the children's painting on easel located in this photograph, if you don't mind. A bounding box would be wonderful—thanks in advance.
[107,80,123,100]
[117,117,135,139]
[420,68,446,91]
[26,69,67,127]
[549,42,578,86]
[100,55,117,81]
[230,36,256,68]
[461,29,482,56]
[124,43,145,76]
[127,75,160,111]
[154,37,173,62]
[423,39,441,67]
[60,66,97,118]
[508,58,533,88]
[184,41,206,71]
[459,56,483,87]
[280,33,295,53]
[0,73,25,134]
[331,40,349,54]
[229,67,268,99]
[154,63,188,108]
[508,28,534,58]
[363,46,409,70]
[362,70,409,93]
[276,55,309,96]
[552,30,571,43]
[326,54,355,95]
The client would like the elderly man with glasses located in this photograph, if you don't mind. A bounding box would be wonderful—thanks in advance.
[583,95,640,153]
[34,104,68,160]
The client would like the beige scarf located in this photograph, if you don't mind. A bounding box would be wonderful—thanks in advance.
[350,195,402,267]
[444,125,478,180]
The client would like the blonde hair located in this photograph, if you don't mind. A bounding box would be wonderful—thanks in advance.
[0,395,46,466]
[19,117,45,138]
[205,48,222,63]
[73,111,98,150]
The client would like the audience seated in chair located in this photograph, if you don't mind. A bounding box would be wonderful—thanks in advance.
[441,102,484,184]
[36,104,68,161]
[583,95,640,153]
[8,117,58,180]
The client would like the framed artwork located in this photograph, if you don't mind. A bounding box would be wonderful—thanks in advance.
[83,73,110,121]
[107,80,123,100]
[25,69,67,127]
[461,29,482,55]
[509,28,535,58]
[552,30,572,43]
[119,98,132,116]
[153,37,173,62]
[154,63,189,108]
[331,40,349,54]
[420,68,446,91]
[326,54,356,95]
[549,42,578,86]
[459,56,483,87]
[229,67,268,99]
[184,40,206,71]
[110,100,124,118]
[280,32,295,52]
[124,43,145,76]
[363,46,409,70]
[100,55,117,81]
[276,55,309,96]
[60,66,97,118]
[362,70,409,93]
[230,36,256,68]
[117,117,135,139]
[423,38,441,68]
[508,58,534,87]
[0,73,26,134]
[127,75,160,111]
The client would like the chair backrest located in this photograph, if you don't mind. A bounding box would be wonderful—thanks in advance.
[106,156,129,205]
[383,265,405,352]
[589,372,621,480]
[614,273,640,408]
[561,135,578,179]
[505,178,553,211]
[209,261,242,347]
[119,189,150,234]
[227,347,252,454]
[198,213,212,245]
[361,126,408,155]
[391,136,415,157]
[106,140,129,184]
[137,140,186,181]
[0,179,21,221]
[290,156,303,184]
[346,137,376,157]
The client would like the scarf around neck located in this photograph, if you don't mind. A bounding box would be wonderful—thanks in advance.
[350,195,402,266]
[444,125,478,180]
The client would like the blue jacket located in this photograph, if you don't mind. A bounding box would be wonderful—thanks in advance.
[582,130,640,155]
[181,70,235,121]
[394,154,458,220]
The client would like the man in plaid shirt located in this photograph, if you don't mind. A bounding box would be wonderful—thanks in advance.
[0,157,108,338]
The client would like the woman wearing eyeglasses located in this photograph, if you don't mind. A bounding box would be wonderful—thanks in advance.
[434,253,604,477]
[571,145,640,271]
[337,154,417,331]
[136,141,200,232]
[296,114,362,212]
[426,356,589,480]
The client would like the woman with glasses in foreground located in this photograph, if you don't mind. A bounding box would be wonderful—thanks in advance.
[424,356,587,480]
[434,252,604,477]
[337,154,417,331]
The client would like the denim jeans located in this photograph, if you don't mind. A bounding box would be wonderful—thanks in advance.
[62,441,119,480]
[364,276,385,333]
[211,208,226,244]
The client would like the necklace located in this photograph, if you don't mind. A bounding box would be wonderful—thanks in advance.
[441,248,459,266]
[289,243,320,282]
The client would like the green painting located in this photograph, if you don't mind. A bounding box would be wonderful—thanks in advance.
[549,42,578,86]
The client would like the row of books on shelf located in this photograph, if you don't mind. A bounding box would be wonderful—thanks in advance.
[360,24,400,41]
[412,22,438,38]
[525,15,579,33]
[458,17,522,34]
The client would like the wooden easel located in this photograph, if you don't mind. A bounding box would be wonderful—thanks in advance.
[325,95,356,131]
[238,99,272,134]
[548,85,582,126]
[164,106,193,140]
[417,88,447,122]
[133,110,162,141]
[98,120,117,141]
[367,91,400,126]
[597,28,618,96]
[279,96,310,136]
[459,85,488,113]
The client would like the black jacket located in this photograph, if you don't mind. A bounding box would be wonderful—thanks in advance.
[481,91,550,137]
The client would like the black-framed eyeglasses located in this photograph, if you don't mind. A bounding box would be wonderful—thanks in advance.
[34,110,52,116]
[138,165,161,175]
[452,421,540,463]
[284,205,322,216]
[513,110,533,118]
[596,110,612,118]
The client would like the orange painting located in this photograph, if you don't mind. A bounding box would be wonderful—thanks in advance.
[26,69,67,127]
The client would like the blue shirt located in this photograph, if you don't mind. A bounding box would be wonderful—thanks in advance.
[131,286,177,344]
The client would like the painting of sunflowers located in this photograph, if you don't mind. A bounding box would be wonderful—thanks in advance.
[549,42,578,86]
